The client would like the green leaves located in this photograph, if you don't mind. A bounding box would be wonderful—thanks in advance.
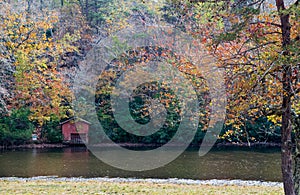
[0,108,34,145]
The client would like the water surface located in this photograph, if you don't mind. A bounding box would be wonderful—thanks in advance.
[0,147,281,181]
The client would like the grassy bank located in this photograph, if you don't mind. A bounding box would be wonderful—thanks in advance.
[0,180,283,195]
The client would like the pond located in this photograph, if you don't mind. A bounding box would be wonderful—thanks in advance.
[0,147,281,181]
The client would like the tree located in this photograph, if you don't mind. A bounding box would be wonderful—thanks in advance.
[178,0,299,194]
[93,46,209,145]
[0,3,78,126]
[0,108,34,146]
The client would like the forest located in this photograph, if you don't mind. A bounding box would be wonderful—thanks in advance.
[0,0,299,194]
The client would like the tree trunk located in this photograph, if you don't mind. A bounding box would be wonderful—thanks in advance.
[276,0,295,194]
[281,86,295,195]
[40,0,43,11]
[85,0,89,21]
[292,1,300,193]
[295,136,300,194]
[294,115,300,195]
[27,0,33,13]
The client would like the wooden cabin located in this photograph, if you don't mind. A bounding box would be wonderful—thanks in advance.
[60,118,90,144]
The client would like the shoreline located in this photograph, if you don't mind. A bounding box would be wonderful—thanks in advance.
[0,143,69,149]
[0,142,281,150]
[0,176,283,187]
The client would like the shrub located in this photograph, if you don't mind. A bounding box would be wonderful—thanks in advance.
[0,108,34,145]
[42,115,62,143]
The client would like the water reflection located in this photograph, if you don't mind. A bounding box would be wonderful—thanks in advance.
[0,147,281,181]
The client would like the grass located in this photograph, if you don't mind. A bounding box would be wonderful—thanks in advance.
[0,180,283,195]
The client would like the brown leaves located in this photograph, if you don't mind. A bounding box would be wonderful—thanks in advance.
[0,6,79,125]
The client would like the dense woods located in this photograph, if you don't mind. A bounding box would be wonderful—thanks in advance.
[0,0,299,194]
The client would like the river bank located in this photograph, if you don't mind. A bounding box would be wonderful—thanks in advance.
[0,177,283,195]
[0,143,68,149]
[0,142,281,150]
[0,176,283,187]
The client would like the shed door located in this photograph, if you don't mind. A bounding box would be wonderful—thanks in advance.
[70,133,86,144]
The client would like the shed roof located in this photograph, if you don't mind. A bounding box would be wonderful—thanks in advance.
[60,117,91,125]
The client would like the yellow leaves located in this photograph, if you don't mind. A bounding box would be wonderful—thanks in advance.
[7,29,15,36]
[267,115,281,124]
[225,119,235,126]
[220,129,235,140]
[1,9,76,126]
[6,41,15,49]
[37,62,48,72]
[30,113,52,126]
[293,98,300,115]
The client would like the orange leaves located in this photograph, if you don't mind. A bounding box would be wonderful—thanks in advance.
[190,2,295,133]
[0,8,77,125]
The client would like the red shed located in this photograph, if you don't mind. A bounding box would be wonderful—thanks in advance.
[60,117,90,144]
